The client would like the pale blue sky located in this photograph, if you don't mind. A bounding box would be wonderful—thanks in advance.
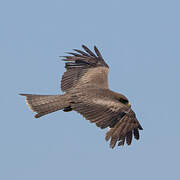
[1,0,180,179]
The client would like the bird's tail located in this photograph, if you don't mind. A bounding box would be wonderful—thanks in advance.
[20,94,70,118]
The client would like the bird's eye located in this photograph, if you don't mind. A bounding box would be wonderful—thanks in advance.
[119,98,129,104]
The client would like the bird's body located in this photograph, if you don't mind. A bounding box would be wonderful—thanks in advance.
[20,45,143,148]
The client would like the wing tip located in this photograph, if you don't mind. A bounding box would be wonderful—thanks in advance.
[138,124,143,130]
[19,93,27,96]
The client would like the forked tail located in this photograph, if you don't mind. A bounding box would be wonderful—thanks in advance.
[20,94,70,118]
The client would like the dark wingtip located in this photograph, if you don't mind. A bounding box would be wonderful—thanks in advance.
[81,44,87,51]
[65,52,81,56]
[138,124,143,130]
[133,129,140,140]
[73,48,89,56]
[82,45,96,57]
[35,114,40,118]
[19,93,26,96]
[94,45,103,59]
[81,44,86,49]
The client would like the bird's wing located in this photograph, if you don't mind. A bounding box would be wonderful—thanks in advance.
[105,109,143,148]
[61,45,109,92]
[71,94,143,148]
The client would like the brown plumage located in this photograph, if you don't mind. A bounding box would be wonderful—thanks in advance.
[20,45,143,148]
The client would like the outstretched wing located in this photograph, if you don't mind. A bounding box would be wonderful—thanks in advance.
[71,91,143,148]
[105,109,143,148]
[61,45,109,92]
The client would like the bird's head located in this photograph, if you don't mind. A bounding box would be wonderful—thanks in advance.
[116,93,131,107]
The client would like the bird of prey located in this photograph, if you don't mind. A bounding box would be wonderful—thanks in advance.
[20,45,143,148]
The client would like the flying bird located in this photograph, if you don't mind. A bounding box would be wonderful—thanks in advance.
[20,45,143,148]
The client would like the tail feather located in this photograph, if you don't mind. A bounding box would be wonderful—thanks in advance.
[20,94,69,118]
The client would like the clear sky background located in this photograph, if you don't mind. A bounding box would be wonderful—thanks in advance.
[1,0,180,179]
